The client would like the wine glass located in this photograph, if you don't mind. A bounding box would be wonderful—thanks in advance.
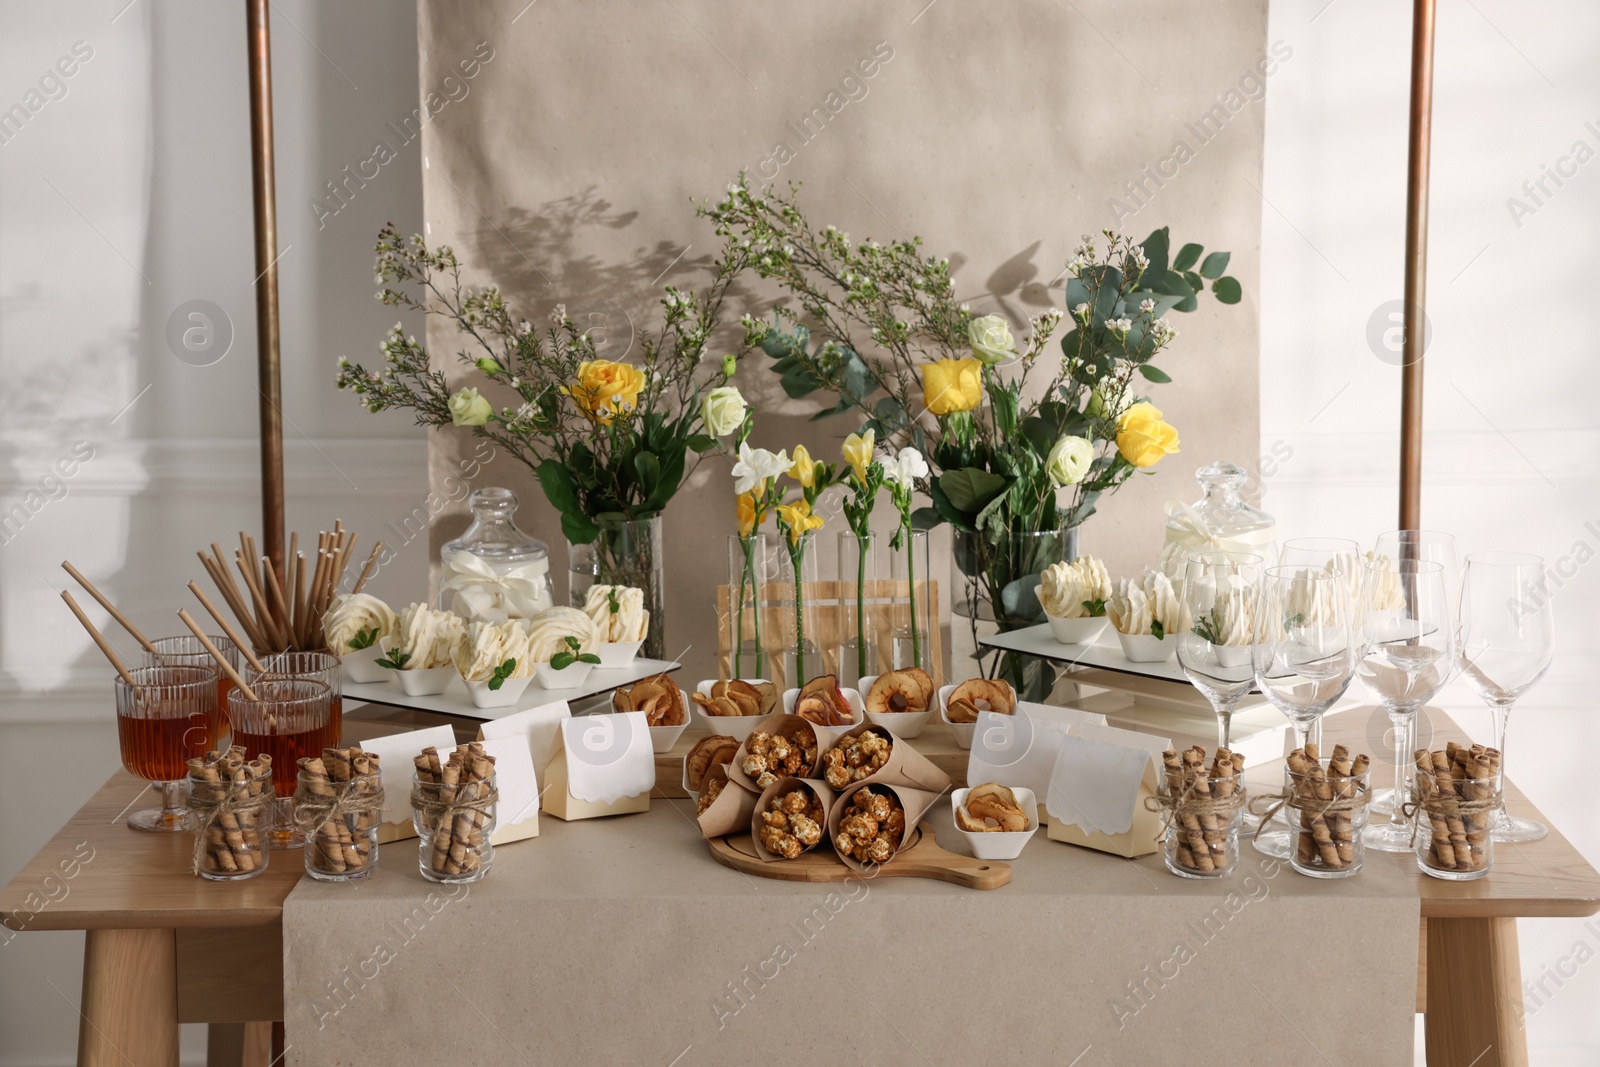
[1251,567,1359,858]
[1359,558,1457,852]
[114,665,219,830]
[1457,552,1554,842]
[1176,551,1262,750]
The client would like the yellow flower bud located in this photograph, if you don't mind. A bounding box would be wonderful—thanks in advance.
[1115,402,1180,468]
[920,357,982,417]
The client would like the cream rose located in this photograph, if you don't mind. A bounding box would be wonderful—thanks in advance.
[1045,435,1094,486]
[448,387,493,427]
[967,314,1016,366]
[701,385,748,437]
[322,593,397,655]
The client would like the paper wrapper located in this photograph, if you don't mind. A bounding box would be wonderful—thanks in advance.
[821,722,952,793]
[826,781,941,873]
[724,712,822,793]
[695,765,760,839]
[749,777,836,862]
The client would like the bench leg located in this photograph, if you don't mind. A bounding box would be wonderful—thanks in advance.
[1425,916,1528,1067]
[78,928,179,1067]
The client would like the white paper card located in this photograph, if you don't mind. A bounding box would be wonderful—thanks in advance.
[478,699,572,775]
[357,724,458,825]
[476,735,540,828]
[559,712,655,804]
[965,703,1108,799]
[1046,723,1172,836]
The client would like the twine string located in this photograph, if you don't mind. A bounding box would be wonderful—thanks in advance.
[187,782,274,876]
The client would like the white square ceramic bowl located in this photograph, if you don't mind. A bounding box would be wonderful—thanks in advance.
[857,675,934,739]
[1045,614,1110,646]
[689,679,773,741]
[462,674,533,709]
[647,691,692,753]
[950,785,1039,860]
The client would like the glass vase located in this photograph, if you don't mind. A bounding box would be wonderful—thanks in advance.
[951,526,1078,701]
[568,514,665,661]
[727,533,779,680]
[835,531,881,689]
[889,528,932,674]
[776,533,822,689]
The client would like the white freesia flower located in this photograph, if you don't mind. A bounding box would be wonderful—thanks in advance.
[876,447,928,491]
[732,442,791,494]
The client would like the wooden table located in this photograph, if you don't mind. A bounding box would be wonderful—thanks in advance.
[4,706,1596,1067]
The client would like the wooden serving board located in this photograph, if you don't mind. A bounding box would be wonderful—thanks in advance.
[708,823,1011,890]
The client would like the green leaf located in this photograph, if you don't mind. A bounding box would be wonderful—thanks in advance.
[1137,364,1172,383]
[1063,278,1091,310]
[1183,270,1203,292]
[1173,243,1203,272]
[938,468,1007,513]
[633,450,661,493]
[686,434,718,453]
[1198,251,1232,279]
[1139,228,1170,276]
[873,396,908,434]
[1212,276,1242,305]
[928,479,976,532]
[487,657,517,690]
[536,461,582,517]
[560,510,598,545]
[348,627,379,651]
[910,506,943,531]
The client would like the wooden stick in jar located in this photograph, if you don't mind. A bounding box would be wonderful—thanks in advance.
[351,542,384,594]
[61,562,160,654]
[176,609,261,702]
[60,591,136,686]
[186,581,266,674]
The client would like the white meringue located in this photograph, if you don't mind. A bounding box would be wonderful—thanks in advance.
[1108,569,1190,637]
[1038,556,1113,619]
[583,584,649,643]
[392,603,466,670]
[521,606,598,663]
[322,593,396,655]
[454,619,532,681]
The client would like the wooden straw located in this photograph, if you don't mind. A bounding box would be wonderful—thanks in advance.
[187,581,266,673]
[199,552,266,652]
[177,610,261,702]
[351,542,384,594]
[234,551,284,650]
[61,591,136,686]
[260,557,297,650]
[60,562,159,654]
[292,551,309,648]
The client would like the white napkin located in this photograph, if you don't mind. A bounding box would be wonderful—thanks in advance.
[1046,723,1172,836]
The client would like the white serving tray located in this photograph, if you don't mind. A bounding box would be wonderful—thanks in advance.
[978,623,1250,689]
[342,658,681,722]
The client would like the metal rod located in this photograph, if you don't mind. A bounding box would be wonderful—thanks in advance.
[246,0,286,583]
[1399,0,1437,530]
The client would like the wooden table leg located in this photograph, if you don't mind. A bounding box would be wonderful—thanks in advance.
[78,928,179,1067]
[1425,916,1528,1067]
[205,1021,273,1067]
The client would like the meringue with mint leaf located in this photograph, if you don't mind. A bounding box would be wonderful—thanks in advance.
[548,635,601,672]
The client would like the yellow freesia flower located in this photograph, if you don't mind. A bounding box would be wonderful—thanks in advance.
[921,357,982,417]
[736,491,760,536]
[568,360,646,424]
[842,429,875,484]
[776,499,825,545]
[1115,402,1180,468]
[788,444,817,488]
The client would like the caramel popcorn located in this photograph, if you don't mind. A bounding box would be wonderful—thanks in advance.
[742,730,818,788]
[757,788,825,860]
[822,728,892,789]
[696,777,725,816]
[833,787,905,866]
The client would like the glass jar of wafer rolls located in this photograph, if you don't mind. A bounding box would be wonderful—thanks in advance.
[295,748,383,882]
[1412,744,1500,881]
[1284,744,1372,879]
[411,744,498,884]
[1159,746,1245,879]
[186,747,272,881]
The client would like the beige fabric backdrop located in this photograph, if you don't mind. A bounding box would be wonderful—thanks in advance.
[417,0,1267,682]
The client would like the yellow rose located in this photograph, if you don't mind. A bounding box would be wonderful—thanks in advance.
[776,499,825,545]
[841,429,875,484]
[569,360,646,424]
[736,491,759,536]
[1116,402,1180,468]
[921,357,982,417]
[788,444,817,488]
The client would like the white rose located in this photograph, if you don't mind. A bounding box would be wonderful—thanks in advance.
[701,385,748,437]
[448,387,493,427]
[1045,435,1094,486]
[967,314,1016,366]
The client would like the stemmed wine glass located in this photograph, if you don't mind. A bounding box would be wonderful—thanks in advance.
[1359,558,1457,852]
[1457,552,1554,842]
[1251,567,1359,858]
[1177,551,1263,750]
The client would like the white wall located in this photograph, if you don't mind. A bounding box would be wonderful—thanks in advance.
[1260,1,1600,1061]
[0,3,428,1063]
[3,0,1597,1063]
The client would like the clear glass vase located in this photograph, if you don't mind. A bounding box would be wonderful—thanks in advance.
[951,526,1078,701]
[568,515,665,661]
[889,528,932,673]
[776,533,821,689]
[727,532,779,680]
[835,531,880,689]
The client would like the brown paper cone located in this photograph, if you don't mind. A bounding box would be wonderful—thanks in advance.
[820,723,952,793]
[826,781,943,873]
[750,777,836,862]
[695,766,760,840]
[723,712,822,793]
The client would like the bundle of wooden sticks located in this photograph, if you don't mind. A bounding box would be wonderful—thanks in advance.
[194,523,383,654]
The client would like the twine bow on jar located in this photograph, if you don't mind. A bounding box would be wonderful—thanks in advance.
[188,777,274,877]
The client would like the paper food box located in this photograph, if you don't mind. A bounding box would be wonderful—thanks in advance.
[359,724,457,845]
[964,703,1107,822]
[541,711,655,821]
[1045,723,1173,858]
[475,699,574,844]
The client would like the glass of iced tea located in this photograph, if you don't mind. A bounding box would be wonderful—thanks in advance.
[246,651,342,745]
[143,634,240,750]
[226,677,336,849]
[115,664,220,831]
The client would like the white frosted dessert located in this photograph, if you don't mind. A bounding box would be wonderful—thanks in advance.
[583,584,649,643]
[322,593,397,655]
[522,606,598,663]
[454,619,532,681]
[1038,556,1112,619]
[392,603,466,669]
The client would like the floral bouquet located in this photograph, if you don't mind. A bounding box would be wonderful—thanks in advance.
[702,177,1240,696]
[334,224,760,659]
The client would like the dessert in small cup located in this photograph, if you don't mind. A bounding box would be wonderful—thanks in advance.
[691,679,778,741]
[938,677,1017,749]
[381,603,465,695]
[524,606,600,688]
[860,667,936,738]
[1109,568,1189,663]
[453,619,534,708]
[322,593,398,683]
[612,673,689,752]
[952,783,1039,861]
[1038,556,1113,646]
[584,584,649,668]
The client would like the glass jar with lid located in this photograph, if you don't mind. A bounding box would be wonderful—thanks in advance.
[1159,461,1276,580]
[438,488,555,622]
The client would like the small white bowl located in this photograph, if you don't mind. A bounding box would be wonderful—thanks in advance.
[1214,644,1253,668]
[393,664,454,696]
[690,679,773,741]
[339,642,389,684]
[595,640,645,669]
[647,692,692,753]
[937,683,977,749]
[781,686,863,746]
[1046,614,1109,646]
[462,674,533,709]
[1116,631,1175,663]
[857,675,934,739]
[535,660,596,690]
[951,786,1039,860]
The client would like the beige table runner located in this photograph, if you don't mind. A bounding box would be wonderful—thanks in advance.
[284,802,1416,1065]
